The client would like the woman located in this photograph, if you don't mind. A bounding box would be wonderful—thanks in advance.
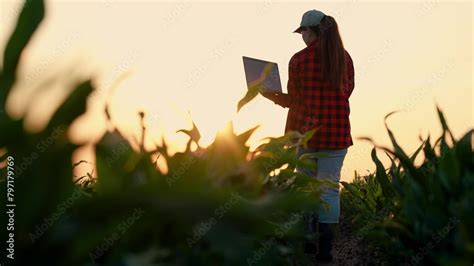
[262,9,355,263]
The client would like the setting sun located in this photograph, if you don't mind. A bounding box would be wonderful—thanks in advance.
[1,1,471,183]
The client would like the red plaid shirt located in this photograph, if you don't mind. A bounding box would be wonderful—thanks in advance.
[271,39,355,149]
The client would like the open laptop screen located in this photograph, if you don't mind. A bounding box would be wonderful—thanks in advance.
[242,56,282,93]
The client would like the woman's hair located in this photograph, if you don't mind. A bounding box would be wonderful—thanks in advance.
[308,16,346,92]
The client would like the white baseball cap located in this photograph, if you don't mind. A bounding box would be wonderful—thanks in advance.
[294,9,326,33]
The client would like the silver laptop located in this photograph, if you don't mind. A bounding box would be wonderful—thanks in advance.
[242,56,282,93]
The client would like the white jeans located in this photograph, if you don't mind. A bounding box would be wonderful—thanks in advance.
[297,147,348,224]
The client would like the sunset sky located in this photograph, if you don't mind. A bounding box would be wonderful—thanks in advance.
[1,0,472,181]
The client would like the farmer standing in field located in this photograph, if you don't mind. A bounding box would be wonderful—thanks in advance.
[262,9,355,263]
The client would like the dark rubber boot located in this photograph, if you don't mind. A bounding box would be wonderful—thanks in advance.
[304,241,317,254]
[304,213,318,254]
[316,223,334,263]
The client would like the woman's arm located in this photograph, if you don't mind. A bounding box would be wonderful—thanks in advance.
[344,51,355,98]
[261,55,300,108]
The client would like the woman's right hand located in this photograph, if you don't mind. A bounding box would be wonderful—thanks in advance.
[261,91,280,102]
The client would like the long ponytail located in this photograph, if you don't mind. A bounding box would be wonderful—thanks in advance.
[309,16,346,91]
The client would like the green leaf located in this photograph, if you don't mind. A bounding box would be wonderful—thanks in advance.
[341,181,363,200]
[2,0,45,76]
[423,135,437,165]
[454,129,473,167]
[300,128,318,148]
[177,121,201,150]
[437,150,459,190]
[0,0,45,145]
[381,220,413,239]
[299,151,327,160]
[236,125,260,146]
[237,63,276,112]
[384,113,421,180]
[436,106,456,145]
[295,157,317,172]
[371,148,394,199]
[410,140,425,163]
[237,83,263,112]
[46,80,94,131]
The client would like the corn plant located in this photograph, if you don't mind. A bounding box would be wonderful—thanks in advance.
[342,110,473,265]
[0,1,325,265]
